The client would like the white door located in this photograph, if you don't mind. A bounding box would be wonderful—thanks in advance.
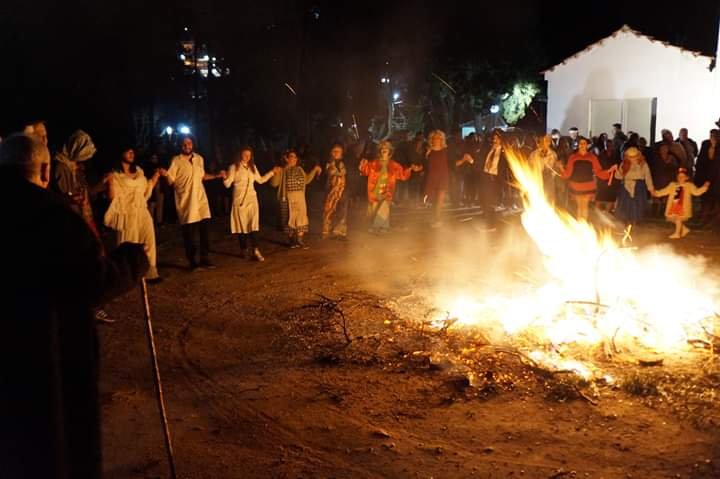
[624,98,656,142]
[589,99,622,138]
[589,98,656,141]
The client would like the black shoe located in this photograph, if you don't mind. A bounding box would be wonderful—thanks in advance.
[146,277,163,285]
[189,261,200,272]
[199,259,216,269]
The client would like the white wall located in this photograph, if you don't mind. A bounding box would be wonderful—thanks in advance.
[545,30,718,142]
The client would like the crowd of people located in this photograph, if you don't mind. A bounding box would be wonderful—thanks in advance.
[9,117,720,288]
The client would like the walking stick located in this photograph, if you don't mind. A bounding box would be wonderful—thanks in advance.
[140,278,178,479]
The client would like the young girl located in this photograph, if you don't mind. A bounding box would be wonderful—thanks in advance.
[614,146,654,226]
[653,168,709,239]
[560,137,617,221]
[104,147,162,281]
[223,147,279,261]
[271,149,322,248]
[359,140,422,233]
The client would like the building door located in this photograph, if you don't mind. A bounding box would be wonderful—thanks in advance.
[589,98,657,142]
[589,99,622,138]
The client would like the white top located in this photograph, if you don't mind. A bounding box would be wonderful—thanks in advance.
[484,146,502,176]
[104,167,152,232]
[223,163,274,205]
[166,153,212,224]
[614,161,654,198]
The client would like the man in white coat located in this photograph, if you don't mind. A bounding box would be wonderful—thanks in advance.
[161,137,225,270]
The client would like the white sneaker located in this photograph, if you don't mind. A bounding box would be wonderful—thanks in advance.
[253,248,265,262]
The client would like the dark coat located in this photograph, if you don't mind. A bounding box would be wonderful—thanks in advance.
[0,175,148,479]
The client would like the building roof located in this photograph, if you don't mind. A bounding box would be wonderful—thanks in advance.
[543,24,715,74]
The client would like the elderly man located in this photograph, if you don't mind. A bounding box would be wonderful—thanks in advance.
[0,133,148,479]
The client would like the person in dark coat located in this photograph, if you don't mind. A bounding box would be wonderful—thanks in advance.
[0,133,149,479]
[694,129,720,226]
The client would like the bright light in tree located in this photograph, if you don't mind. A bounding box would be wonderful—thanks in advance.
[393,92,400,101]
[490,104,500,114]
[165,126,173,135]
[179,125,191,135]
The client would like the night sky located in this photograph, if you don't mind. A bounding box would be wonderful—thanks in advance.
[1,0,718,145]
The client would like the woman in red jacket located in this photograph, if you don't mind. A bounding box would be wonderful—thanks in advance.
[561,137,617,220]
[360,140,422,233]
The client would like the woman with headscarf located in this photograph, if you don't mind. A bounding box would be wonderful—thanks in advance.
[53,130,101,239]
[613,147,654,226]
[359,140,422,233]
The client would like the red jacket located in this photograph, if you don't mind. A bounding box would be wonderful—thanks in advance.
[360,159,412,202]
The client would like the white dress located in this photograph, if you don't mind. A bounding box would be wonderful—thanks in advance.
[223,163,274,234]
[166,153,212,225]
[103,167,159,279]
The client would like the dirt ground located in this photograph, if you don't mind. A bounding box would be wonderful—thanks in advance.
[100,202,720,479]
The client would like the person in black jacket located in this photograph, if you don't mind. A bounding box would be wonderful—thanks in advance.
[694,129,720,227]
[0,133,149,479]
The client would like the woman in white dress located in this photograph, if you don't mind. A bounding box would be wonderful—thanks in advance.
[104,147,161,281]
[223,147,279,261]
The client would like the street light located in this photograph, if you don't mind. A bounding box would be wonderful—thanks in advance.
[393,92,400,101]
[490,104,500,114]
[178,125,191,135]
[165,126,173,135]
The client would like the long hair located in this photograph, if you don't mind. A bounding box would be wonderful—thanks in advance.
[234,146,255,170]
[115,147,137,174]
[427,130,447,149]
[282,148,298,166]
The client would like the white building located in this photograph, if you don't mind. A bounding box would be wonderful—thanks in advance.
[544,24,720,142]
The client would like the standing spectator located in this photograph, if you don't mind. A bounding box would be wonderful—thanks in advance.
[223,146,278,261]
[271,149,322,248]
[407,132,426,206]
[550,128,571,207]
[459,133,480,206]
[52,130,112,322]
[160,136,224,271]
[593,133,619,212]
[651,130,685,213]
[566,127,580,152]
[104,146,162,281]
[359,140,421,233]
[0,133,148,479]
[694,129,720,226]
[529,134,561,204]
[23,120,49,147]
[146,144,167,225]
[560,137,617,221]
[480,131,508,228]
[52,130,101,238]
[446,130,465,208]
[614,147,654,226]
[653,168,709,239]
[322,143,349,239]
[676,128,699,173]
[611,123,627,153]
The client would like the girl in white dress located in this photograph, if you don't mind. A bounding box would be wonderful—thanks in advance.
[223,147,279,261]
[104,147,161,281]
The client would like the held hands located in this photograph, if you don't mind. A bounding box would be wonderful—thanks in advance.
[313,165,323,175]
[704,181,711,188]
[217,170,227,180]
[411,164,423,172]
[463,154,474,165]
[272,166,283,175]
[158,168,168,177]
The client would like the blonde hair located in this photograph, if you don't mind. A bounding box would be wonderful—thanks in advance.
[428,130,447,149]
[376,140,394,158]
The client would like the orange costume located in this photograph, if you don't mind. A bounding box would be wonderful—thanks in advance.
[360,159,412,202]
